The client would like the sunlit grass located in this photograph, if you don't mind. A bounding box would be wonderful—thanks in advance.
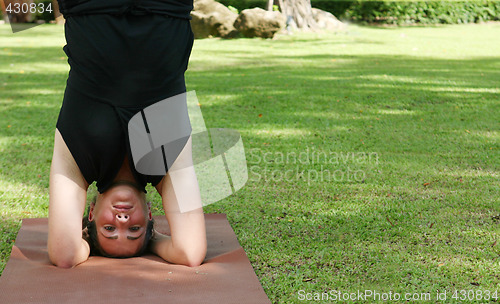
[1,22,499,303]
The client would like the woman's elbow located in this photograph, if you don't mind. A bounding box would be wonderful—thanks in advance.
[178,243,207,267]
[51,260,76,269]
[48,240,89,268]
[183,253,206,267]
[49,253,78,269]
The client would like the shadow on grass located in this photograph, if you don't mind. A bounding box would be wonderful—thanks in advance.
[0,45,67,189]
[188,54,498,164]
[1,39,498,293]
[1,46,498,197]
[187,52,499,295]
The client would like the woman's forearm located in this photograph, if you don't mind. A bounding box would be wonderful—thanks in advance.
[153,136,207,266]
[48,129,90,268]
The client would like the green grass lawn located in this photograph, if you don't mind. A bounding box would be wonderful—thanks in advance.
[1,22,499,303]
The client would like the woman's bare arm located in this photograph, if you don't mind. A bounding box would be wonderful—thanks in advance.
[152,136,207,267]
[47,129,90,268]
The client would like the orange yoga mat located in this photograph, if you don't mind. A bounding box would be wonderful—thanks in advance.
[0,214,271,304]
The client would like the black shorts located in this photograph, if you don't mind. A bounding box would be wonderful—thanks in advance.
[56,13,194,193]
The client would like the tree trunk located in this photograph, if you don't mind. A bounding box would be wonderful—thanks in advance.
[1,0,8,23]
[3,0,34,23]
[277,0,317,30]
[266,0,274,11]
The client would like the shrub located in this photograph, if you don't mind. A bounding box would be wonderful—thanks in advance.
[343,0,500,25]
[5,0,499,25]
[219,0,500,25]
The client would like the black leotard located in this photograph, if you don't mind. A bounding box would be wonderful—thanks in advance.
[56,8,194,193]
[57,0,193,19]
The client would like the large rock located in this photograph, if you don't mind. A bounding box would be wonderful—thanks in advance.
[190,0,238,38]
[311,8,346,31]
[234,8,286,39]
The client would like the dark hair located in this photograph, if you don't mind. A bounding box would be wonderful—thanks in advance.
[83,217,155,257]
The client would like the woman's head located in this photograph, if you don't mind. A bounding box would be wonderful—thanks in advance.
[85,181,155,257]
